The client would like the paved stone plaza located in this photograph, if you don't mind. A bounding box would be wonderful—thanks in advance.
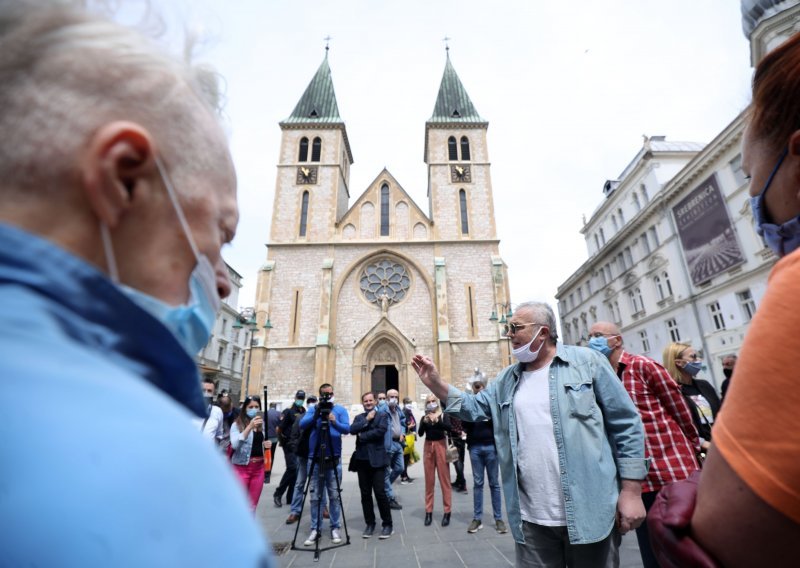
[256,434,643,567]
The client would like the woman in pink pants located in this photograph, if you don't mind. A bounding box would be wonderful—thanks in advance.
[230,395,270,511]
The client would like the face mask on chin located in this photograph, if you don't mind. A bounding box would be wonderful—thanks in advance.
[512,326,545,363]
[100,156,221,356]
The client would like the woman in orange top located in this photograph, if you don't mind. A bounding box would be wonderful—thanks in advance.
[649,31,800,567]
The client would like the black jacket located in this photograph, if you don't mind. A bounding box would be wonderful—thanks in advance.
[350,410,389,468]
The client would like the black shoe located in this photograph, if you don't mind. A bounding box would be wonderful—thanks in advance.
[388,498,403,510]
[424,513,432,526]
[362,524,375,538]
[442,513,451,527]
[273,494,283,508]
[379,525,394,539]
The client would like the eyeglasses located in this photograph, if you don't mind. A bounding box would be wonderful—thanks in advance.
[503,322,540,335]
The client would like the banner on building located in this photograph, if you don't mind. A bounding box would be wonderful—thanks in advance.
[672,174,744,285]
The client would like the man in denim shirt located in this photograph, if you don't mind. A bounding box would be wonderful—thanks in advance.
[413,301,647,567]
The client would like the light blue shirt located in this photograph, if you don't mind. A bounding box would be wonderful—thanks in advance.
[446,342,648,545]
[0,223,274,567]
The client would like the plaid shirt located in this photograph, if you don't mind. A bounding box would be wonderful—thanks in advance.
[618,351,701,492]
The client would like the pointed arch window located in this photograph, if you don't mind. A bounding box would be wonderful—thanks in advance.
[298,137,309,162]
[448,136,458,161]
[459,189,469,235]
[299,191,309,237]
[311,137,321,162]
[460,136,471,160]
[380,184,390,236]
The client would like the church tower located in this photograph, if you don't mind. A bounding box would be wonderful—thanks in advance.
[425,52,497,241]
[270,52,354,243]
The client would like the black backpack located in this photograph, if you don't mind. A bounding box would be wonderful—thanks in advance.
[288,414,312,456]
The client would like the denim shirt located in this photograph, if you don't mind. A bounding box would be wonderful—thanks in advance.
[446,343,648,545]
[230,422,263,465]
[377,403,406,452]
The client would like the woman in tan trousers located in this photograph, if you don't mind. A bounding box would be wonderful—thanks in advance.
[417,394,453,527]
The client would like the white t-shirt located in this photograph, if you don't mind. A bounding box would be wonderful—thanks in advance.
[514,364,566,526]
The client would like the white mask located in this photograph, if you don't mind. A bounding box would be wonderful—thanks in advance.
[512,326,545,363]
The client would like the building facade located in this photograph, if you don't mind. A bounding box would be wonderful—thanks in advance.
[246,53,511,406]
[556,1,800,390]
[197,263,251,399]
[556,127,773,389]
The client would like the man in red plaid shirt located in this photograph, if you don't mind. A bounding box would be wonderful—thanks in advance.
[589,322,701,568]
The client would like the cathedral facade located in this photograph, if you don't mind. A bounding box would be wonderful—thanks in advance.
[248,54,511,406]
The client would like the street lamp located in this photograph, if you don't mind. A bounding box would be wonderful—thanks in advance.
[488,303,514,325]
[233,311,258,399]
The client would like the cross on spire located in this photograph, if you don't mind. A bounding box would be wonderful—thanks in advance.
[324,35,332,53]
[443,36,451,53]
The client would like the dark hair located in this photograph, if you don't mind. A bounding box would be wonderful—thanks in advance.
[751,32,800,153]
[361,391,376,402]
[319,383,333,394]
[235,395,261,432]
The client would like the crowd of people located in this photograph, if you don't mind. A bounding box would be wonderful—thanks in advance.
[3,2,798,567]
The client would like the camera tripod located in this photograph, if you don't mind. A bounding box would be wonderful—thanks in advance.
[290,413,350,562]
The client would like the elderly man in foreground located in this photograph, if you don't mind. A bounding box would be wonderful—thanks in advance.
[412,301,648,568]
[0,2,272,566]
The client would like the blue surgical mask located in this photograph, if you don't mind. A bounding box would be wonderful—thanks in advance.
[99,156,221,355]
[377,400,388,410]
[246,408,258,418]
[588,336,613,357]
[682,361,703,377]
[294,399,304,407]
[750,146,800,257]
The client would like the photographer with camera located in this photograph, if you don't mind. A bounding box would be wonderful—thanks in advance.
[298,384,350,546]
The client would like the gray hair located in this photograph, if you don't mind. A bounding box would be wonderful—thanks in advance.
[516,301,559,343]
[0,1,226,197]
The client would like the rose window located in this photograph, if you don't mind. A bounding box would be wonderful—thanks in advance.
[360,259,411,305]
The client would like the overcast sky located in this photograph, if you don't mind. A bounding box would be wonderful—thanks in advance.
[117,0,754,319]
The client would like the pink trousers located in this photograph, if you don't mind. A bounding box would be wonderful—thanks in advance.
[233,458,265,511]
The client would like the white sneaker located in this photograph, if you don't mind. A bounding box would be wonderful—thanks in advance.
[303,530,319,546]
[331,528,342,544]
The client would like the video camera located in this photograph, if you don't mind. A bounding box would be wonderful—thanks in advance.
[318,392,334,420]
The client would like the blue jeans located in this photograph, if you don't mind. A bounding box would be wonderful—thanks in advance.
[290,456,327,515]
[384,442,404,500]
[469,443,502,521]
[308,457,341,530]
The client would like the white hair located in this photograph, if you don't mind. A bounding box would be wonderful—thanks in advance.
[0,1,226,197]
[516,301,559,343]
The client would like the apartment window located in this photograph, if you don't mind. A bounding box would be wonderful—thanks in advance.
[613,300,622,324]
[577,288,583,303]
[640,184,649,204]
[311,137,322,162]
[460,136,471,160]
[594,234,600,251]
[599,268,607,286]
[639,330,650,353]
[611,214,618,232]
[617,252,626,274]
[298,137,309,162]
[654,272,672,301]
[629,288,644,313]
[649,226,660,247]
[448,136,458,160]
[586,280,593,296]
[709,301,726,331]
[459,189,469,234]
[737,290,756,322]
[618,207,625,224]
[624,246,633,268]
[666,318,680,342]
[217,345,224,363]
[599,228,606,244]
[640,232,650,254]
[633,193,641,211]
[730,154,747,186]
[564,322,572,343]
[299,191,309,237]
[221,318,228,334]
[662,271,673,296]
[380,184,390,236]
[569,293,574,310]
